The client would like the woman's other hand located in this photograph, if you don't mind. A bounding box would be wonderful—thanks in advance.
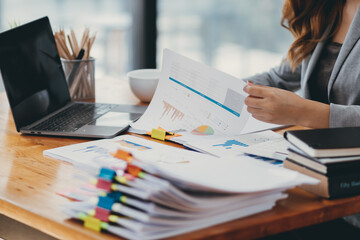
[243,82,330,128]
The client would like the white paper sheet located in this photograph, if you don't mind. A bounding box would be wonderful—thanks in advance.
[183,130,290,161]
[183,130,282,155]
[130,49,280,138]
[44,135,318,194]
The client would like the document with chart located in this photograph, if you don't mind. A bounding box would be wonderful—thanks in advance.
[130,49,280,142]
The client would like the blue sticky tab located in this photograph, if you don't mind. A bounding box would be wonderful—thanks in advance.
[98,168,116,181]
[107,191,122,201]
[98,196,115,210]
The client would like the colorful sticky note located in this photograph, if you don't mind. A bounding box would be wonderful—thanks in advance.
[98,196,115,210]
[111,149,133,162]
[95,207,111,222]
[127,164,142,177]
[98,168,116,181]
[84,215,102,232]
[96,179,112,192]
[107,191,122,201]
[151,128,166,141]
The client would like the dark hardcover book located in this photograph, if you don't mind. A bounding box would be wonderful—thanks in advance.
[287,148,360,175]
[284,159,360,199]
[284,127,360,157]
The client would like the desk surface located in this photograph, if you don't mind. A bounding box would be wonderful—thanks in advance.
[1,77,360,240]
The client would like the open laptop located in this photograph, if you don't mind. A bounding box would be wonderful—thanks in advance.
[0,16,147,138]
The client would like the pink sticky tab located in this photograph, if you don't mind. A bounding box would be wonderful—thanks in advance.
[96,179,112,191]
[95,207,111,222]
[124,173,136,181]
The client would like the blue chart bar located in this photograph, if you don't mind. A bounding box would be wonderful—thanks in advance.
[169,77,240,117]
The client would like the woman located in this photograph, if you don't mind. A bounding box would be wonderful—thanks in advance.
[243,0,360,128]
[244,1,360,238]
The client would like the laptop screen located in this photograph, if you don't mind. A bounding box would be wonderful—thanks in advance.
[0,17,70,131]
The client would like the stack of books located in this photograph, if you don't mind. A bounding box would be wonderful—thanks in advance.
[284,127,360,198]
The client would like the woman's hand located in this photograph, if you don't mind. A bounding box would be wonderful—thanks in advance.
[243,82,330,128]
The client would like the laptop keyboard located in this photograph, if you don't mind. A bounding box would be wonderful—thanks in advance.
[31,103,114,132]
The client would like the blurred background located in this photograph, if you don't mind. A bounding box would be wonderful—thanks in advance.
[0,0,292,92]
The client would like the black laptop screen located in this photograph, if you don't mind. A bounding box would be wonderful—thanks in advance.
[0,17,70,131]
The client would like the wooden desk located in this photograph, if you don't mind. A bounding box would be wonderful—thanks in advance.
[1,78,360,240]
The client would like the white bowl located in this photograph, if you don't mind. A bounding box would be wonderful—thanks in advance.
[127,69,160,103]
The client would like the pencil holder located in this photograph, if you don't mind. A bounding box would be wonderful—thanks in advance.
[61,58,95,100]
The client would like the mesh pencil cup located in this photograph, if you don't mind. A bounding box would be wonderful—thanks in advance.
[61,58,95,100]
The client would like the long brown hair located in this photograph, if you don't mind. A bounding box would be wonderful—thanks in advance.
[281,0,345,69]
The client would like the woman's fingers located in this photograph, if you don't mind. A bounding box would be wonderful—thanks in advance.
[243,84,270,98]
[246,106,264,115]
[245,96,265,109]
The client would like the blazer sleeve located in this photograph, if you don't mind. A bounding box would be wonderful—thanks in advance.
[329,104,360,127]
[244,60,302,91]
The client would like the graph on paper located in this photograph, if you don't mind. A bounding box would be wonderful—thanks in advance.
[184,130,285,157]
[168,77,243,117]
[116,139,152,151]
[161,100,185,121]
[130,49,254,135]
[213,140,248,149]
[191,125,215,135]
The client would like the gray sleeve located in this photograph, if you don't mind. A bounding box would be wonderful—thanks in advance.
[244,60,302,91]
[329,104,360,127]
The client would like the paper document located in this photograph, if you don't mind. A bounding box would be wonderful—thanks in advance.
[184,130,290,161]
[44,135,317,193]
[130,49,280,141]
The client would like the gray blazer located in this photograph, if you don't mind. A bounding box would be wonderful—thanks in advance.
[247,7,360,128]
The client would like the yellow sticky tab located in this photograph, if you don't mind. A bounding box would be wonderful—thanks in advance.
[120,195,128,203]
[84,215,102,232]
[115,176,127,184]
[111,183,117,191]
[90,178,97,185]
[88,209,95,216]
[151,128,166,141]
[109,215,119,222]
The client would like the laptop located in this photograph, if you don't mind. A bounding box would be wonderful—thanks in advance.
[0,17,147,139]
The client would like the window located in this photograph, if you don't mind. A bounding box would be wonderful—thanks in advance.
[0,0,132,79]
[0,0,293,92]
[157,0,293,79]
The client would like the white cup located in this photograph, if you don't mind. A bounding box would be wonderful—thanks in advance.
[127,69,160,103]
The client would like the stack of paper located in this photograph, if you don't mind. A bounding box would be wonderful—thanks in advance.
[63,166,287,240]
[45,135,318,239]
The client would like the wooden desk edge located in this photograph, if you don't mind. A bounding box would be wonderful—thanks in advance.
[0,198,94,240]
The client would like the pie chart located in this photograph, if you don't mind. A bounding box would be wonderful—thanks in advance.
[191,125,215,135]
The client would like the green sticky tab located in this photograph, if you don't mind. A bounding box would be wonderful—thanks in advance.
[78,212,87,221]
[101,222,109,229]
[84,215,102,232]
[138,171,145,179]
[151,128,166,141]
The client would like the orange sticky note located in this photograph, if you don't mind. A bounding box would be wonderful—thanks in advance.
[127,164,142,177]
[112,149,133,162]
